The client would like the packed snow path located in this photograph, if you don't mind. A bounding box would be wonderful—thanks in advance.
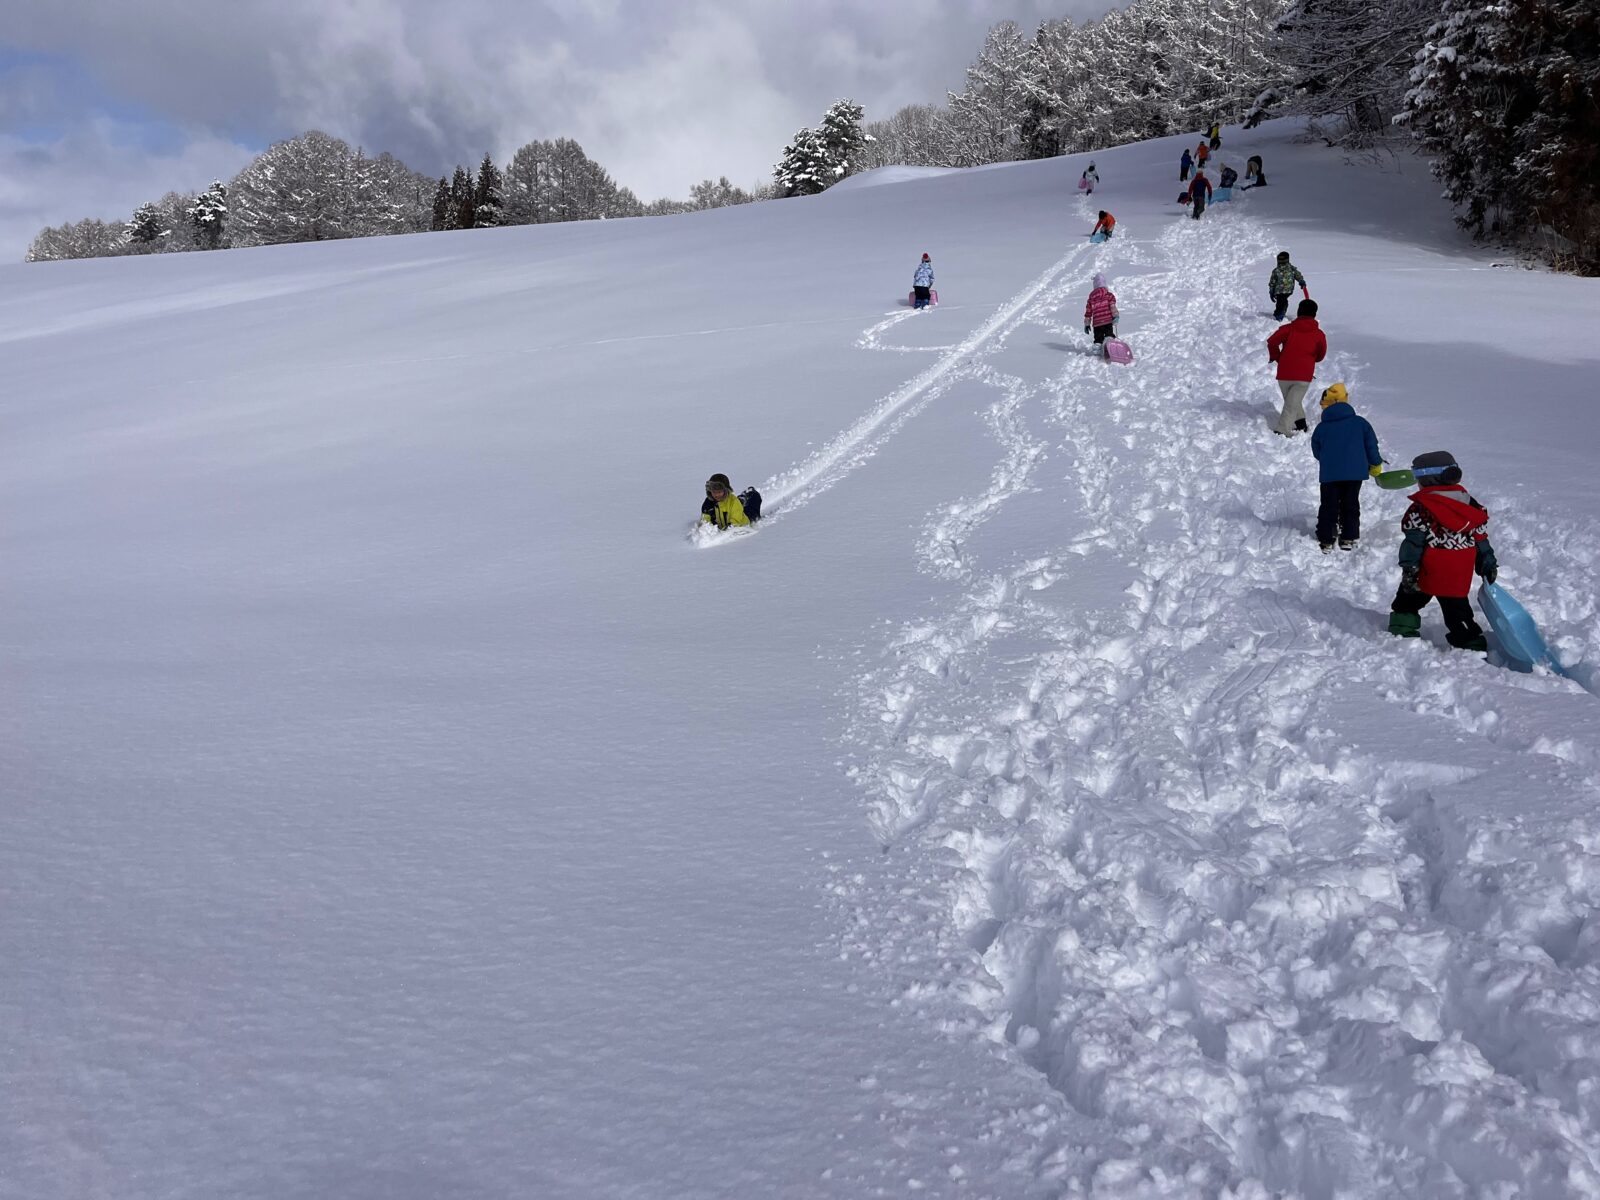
[835,197,1600,1194]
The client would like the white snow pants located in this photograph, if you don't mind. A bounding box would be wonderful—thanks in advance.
[1276,380,1311,435]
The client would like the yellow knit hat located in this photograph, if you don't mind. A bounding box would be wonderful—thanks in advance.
[1320,382,1349,407]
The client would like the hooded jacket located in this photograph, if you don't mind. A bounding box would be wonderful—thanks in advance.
[1269,262,1307,296]
[1187,174,1212,202]
[1084,275,1118,327]
[1399,485,1496,597]
[913,260,934,288]
[701,492,750,530]
[1310,402,1381,482]
[1267,317,1326,382]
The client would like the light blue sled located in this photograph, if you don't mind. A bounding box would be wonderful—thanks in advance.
[1478,582,1574,677]
[1090,230,1109,243]
[1214,186,1233,202]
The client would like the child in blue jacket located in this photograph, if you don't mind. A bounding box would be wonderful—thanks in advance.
[1309,382,1383,551]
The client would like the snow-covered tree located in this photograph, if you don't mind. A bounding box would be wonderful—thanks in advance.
[1271,0,1437,141]
[816,99,872,180]
[502,138,643,224]
[430,176,451,231]
[125,201,167,249]
[26,218,125,262]
[774,126,835,197]
[229,131,357,245]
[189,181,228,249]
[473,154,504,227]
[858,104,957,169]
[775,98,873,195]
[449,165,475,231]
[1402,0,1600,271]
[688,177,753,209]
[946,21,1035,165]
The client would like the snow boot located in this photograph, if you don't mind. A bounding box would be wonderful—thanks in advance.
[1319,541,1334,553]
[1388,612,1422,638]
[1294,418,1308,433]
[1339,538,1358,551]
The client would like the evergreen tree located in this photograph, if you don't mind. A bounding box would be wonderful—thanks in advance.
[188,181,228,249]
[1403,0,1600,270]
[816,99,872,181]
[473,153,505,227]
[125,202,167,249]
[774,126,835,197]
[450,165,475,230]
[431,177,451,231]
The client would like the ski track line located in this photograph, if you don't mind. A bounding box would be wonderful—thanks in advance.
[837,198,1600,1196]
[760,251,1085,515]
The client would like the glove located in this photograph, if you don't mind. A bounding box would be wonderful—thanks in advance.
[1084,325,1092,335]
[1370,464,1384,478]
[1479,566,1497,585]
[1400,564,1421,592]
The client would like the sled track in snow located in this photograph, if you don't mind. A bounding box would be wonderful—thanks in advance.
[837,200,1600,1195]
[759,250,1086,516]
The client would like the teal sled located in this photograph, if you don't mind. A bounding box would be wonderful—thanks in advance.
[1478,582,1573,677]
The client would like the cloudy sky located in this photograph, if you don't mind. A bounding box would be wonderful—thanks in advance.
[0,0,1125,261]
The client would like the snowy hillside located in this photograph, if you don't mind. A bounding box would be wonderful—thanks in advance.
[4,120,1599,1198]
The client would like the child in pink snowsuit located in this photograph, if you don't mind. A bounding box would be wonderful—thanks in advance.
[1084,273,1119,354]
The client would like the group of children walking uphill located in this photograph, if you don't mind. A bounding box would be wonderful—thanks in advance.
[1261,250,1497,652]
[1067,135,1499,656]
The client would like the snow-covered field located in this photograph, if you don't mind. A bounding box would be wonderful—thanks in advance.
[4,120,1599,1198]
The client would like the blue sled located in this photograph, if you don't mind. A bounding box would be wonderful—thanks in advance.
[1214,187,1233,202]
[1090,230,1109,243]
[1478,582,1573,677]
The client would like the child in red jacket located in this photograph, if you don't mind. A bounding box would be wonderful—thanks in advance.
[1267,298,1327,436]
[1387,451,1497,651]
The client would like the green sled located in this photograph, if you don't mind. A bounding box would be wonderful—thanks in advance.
[1375,468,1416,490]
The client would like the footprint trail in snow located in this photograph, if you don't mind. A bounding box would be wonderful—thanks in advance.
[834,200,1600,1196]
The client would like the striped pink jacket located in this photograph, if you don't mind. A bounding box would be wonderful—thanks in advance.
[1084,286,1118,327]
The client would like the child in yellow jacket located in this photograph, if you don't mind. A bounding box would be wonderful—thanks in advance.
[700,473,751,529]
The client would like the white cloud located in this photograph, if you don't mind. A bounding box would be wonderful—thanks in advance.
[2,0,1117,257]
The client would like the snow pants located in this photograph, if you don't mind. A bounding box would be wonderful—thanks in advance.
[1316,480,1363,543]
[913,285,931,309]
[1389,587,1487,650]
[1180,164,1191,182]
[1275,380,1310,435]
[1191,195,1207,220]
[1272,292,1291,321]
[1092,322,1115,345]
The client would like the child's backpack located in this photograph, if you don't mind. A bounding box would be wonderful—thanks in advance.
[739,488,763,520]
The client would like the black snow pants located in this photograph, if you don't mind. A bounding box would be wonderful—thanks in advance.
[1316,481,1363,544]
[1391,587,1486,649]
